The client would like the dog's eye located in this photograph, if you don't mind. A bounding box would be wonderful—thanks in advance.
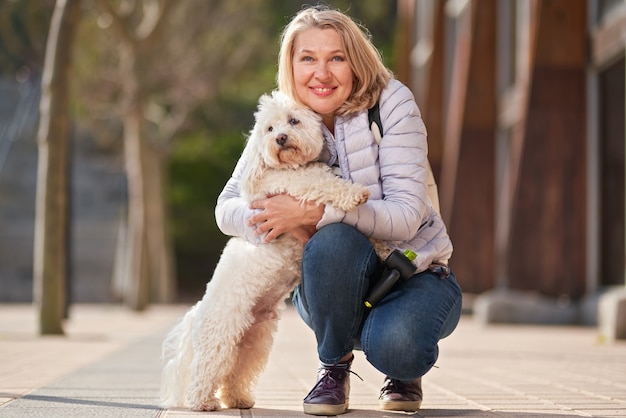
[289,118,300,126]
[267,126,273,132]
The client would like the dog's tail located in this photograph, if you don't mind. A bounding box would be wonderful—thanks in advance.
[159,303,197,409]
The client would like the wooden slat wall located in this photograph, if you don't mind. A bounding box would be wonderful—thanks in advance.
[408,0,588,298]
[505,0,587,297]
[439,0,497,294]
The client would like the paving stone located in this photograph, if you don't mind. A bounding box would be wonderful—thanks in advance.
[1,304,626,417]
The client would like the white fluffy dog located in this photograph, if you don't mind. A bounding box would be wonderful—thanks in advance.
[160,91,370,411]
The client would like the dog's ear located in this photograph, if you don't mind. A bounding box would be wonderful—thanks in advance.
[240,126,267,198]
[259,92,273,108]
[241,155,266,197]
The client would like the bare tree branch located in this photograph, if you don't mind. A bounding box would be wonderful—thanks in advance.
[94,0,137,46]
[140,0,174,45]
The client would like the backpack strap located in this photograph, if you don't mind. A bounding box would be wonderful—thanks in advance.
[368,101,383,144]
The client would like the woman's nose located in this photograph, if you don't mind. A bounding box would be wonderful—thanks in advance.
[314,63,331,80]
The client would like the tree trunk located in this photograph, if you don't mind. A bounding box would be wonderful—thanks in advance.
[144,145,177,303]
[33,0,81,335]
[101,1,178,309]
[118,108,176,309]
[121,86,151,311]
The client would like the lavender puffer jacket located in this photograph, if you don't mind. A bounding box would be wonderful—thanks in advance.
[215,79,452,272]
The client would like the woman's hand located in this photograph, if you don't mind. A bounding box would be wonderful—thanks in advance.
[248,194,324,243]
[288,225,319,244]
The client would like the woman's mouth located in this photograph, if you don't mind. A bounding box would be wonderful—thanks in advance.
[310,86,335,96]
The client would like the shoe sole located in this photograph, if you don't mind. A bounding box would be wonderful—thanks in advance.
[379,399,422,412]
[303,402,348,416]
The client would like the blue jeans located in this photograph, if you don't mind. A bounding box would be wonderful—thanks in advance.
[292,223,463,381]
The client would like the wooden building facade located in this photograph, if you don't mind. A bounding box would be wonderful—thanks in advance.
[398,0,626,332]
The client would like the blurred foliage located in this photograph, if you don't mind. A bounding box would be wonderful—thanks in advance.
[169,98,258,298]
[0,0,54,81]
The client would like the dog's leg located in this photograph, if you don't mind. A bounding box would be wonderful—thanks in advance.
[220,289,286,408]
[186,238,278,411]
[220,316,279,409]
[186,305,227,410]
[262,164,370,212]
[159,304,198,408]
[186,296,256,411]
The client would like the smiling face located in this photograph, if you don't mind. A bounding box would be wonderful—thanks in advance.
[292,28,354,130]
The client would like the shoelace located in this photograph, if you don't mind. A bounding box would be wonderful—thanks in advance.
[318,366,363,382]
[310,365,363,395]
[380,378,419,396]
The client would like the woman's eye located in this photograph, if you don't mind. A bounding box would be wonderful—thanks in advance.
[289,118,300,126]
[331,56,345,62]
[301,56,313,62]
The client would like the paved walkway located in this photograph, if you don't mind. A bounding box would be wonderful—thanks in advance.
[0,303,625,417]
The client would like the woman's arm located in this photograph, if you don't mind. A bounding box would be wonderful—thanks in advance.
[364,97,430,241]
[215,150,267,244]
[322,82,431,242]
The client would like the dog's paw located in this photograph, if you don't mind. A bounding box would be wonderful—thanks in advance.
[338,186,369,211]
[227,397,255,410]
[191,401,221,412]
[221,389,255,409]
[370,238,392,260]
[354,187,370,206]
[189,395,221,411]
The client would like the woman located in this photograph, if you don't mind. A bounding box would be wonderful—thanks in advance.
[216,5,462,416]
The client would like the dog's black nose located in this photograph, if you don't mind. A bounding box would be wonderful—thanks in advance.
[276,134,288,146]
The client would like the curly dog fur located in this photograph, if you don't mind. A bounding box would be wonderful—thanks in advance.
[160,91,370,411]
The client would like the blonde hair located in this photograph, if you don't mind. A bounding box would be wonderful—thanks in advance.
[277,6,393,115]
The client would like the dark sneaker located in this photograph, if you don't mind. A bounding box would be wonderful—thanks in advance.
[379,376,423,411]
[303,356,353,415]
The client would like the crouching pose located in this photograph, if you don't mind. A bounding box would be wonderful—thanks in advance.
[219,6,464,415]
